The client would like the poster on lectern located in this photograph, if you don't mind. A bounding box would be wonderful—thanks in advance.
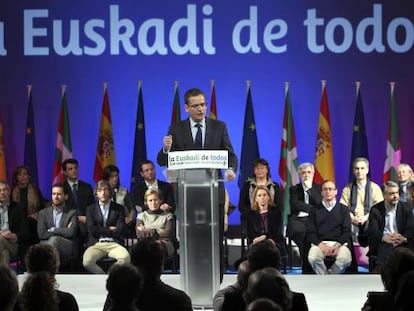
[167,150,228,170]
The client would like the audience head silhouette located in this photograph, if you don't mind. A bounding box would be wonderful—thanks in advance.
[381,247,414,294]
[394,269,414,311]
[130,237,165,279]
[244,267,293,311]
[25,243,60,274]
[0,265,19,311]
[247,239,281,271]
[106,263,143,310]
[246,298,284,311]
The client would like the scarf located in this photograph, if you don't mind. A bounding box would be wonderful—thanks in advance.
[350,179,372,215]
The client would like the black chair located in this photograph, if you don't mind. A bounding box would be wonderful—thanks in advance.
[96,256,117,273]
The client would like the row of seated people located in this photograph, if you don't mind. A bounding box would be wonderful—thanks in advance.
[0,158,176,273]
[239,158,414,274]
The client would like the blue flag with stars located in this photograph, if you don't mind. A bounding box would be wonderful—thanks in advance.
[131,82,148,189]
[24,88,39,185]
[238,85,260,188]
[349,83,369,181]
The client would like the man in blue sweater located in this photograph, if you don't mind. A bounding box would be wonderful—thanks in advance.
[306,180,352,274]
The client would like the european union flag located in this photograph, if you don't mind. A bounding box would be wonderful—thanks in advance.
[238,85,260,188]
[349,82,369,181]
[130,82,148,189]
[24,87,39,185]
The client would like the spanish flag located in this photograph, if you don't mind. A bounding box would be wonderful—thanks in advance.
[93,84,116,182]
[314,81,335,184]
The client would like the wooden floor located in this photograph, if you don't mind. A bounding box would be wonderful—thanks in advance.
[17,273,384,311]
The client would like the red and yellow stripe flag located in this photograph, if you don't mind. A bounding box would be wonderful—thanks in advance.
[314,81,335,184]
[0,111,7,180]
[93,83,116,182]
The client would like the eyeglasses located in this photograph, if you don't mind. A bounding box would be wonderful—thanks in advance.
[187,103,206,109]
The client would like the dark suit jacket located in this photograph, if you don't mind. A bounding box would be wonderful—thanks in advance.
[290,183,322,216]
[157,118,238,171]
[86,201,126,246]
[7,201,30,245]
[288,183,322,236]
[63,180,95,216]
[132,179,176,212]
[37,205,78,240]
[368,201,414,257]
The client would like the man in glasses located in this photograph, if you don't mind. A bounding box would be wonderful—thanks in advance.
[306,180,352,274]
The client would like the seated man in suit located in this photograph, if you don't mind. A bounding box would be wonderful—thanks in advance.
[82,180,130,274]
[132,160,175,213]
[307,180,352,275]
[0,181,28,265]
[37,183,78,263]
[62,158,95,264]
[367,180,414,272]
[288,162,322,267]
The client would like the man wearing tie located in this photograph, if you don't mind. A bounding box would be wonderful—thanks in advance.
[157,88,238,176]
[288,162,322,270]
[62,158,95,267]
[37,183,78,263]
[157,87,238,278]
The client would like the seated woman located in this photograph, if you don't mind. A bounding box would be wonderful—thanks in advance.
[246,186,286,257]
[135,189,175,257]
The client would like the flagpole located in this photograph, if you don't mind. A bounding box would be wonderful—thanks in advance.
[61,84,67,97]
[26,85,32,99]
[138,80,142,90]
[174,80,179,92]
[390,81,395,93]
[321,80,326,91]
[210,79,215,90]
[246,80,251,91]
[355,81,361,95]
[284,81,289,95]
[103,81,108,93]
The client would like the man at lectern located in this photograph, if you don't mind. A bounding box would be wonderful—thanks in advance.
[157,87,238,176]
[157,87,238,278]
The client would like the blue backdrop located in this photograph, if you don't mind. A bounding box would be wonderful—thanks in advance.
[1,1,414,224]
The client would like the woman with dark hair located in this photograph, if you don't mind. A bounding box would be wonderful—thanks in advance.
[238,159,282,242]
[103,165,134,225]
[11,166,46,245]
[18,244,79,311]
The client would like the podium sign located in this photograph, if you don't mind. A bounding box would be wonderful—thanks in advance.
[168,150,227,308]
[167,150,228,170]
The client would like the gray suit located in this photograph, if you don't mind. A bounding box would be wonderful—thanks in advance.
[37,206,78,260]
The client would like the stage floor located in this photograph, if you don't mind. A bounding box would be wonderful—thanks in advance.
[17,273,384,311]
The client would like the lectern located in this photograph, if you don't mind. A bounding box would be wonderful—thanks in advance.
[167,150,229,308]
